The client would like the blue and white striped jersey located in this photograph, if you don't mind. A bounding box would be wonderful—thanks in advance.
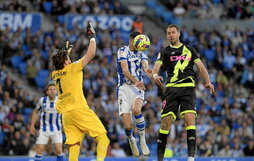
[117,46,148,86]
[36,96,62,132]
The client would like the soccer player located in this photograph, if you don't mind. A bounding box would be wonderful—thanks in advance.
[30,82,63,161]
[117,31,152,157]
[51,22,109,161]
[152,24,215,161]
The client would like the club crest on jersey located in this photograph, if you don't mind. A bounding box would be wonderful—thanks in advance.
[170,55,191,61]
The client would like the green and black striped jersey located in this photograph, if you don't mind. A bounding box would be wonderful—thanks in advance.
[156,43,201,87]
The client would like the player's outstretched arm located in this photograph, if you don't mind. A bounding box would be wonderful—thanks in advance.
[195,61,215,94]
[142,60,152,78]
[30,109,39,135]
[81,21,96,68]
[152,61,163,86]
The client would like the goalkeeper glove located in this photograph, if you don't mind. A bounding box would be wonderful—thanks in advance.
[86,21,96,39]
[65,40,73,55]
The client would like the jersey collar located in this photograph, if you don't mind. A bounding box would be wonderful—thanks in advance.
[169,43,183,48]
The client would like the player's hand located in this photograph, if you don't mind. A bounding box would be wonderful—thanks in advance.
[135,81,146,91]
[145,69,153,79]
[153,74,163,86]
[30,126,36,135]
[65,40,73,55]
[205,82,215,94]
[86,21,96,39]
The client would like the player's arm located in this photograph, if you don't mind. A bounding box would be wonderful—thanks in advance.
[142,60,152,78]
[30,109,39,135]
[195,61,215,94]
[81,22,96,68]
[152,54,164,86]
[120,60,146,90]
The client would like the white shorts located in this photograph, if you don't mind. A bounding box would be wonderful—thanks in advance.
[117,84,145,115]
[36,131,63,144]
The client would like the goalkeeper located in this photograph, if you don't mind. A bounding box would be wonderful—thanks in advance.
[51,22,109,161]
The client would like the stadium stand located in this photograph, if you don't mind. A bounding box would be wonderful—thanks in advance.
[0,0,254,158]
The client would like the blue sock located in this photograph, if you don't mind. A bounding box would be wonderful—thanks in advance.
[134,114,145,131]
[125,128,133,138]
[34,154,42,161]
[57,154,63,161]
[134,114,146,141]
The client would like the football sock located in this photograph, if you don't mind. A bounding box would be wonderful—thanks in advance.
[186,125,196,157]
[125,128,133,139]
[34,154,42,161]
[157,129,169,161]
[57,153,63,161]
[134,114,146,142]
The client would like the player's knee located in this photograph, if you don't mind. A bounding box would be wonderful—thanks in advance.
[132,107,141,115]
[124,123,133,130]
[184,113,195,126]
[160,116,173,131]
[36,145,45,154]
[96,133,110,147]
[55,146,63,155]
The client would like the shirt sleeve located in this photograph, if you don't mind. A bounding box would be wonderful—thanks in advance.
[36,98,42,111]
[141,52,148,61]
[156,48,165,65]
[188,46,201,63]
[69,59,83,73]
[117,47,127,62]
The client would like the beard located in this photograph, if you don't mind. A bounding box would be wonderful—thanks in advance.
[170,39,177,45]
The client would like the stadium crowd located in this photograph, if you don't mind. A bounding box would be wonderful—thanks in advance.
[0,0,126,15]
[0,0,254,158]
[160,0,254,19]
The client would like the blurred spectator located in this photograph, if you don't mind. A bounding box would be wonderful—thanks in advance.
[26,60,37,86]
[218,144,233,157]
[132,16,144,34]
[243,138,254,156]
[111,142,127,157]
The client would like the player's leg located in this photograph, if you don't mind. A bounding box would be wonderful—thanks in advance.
[118,86,139,156]
[180,87,197,161]
[54,143,64,161]
[34,132,48,161]
[51,131,64,161]
[95,132,110,161]
[122,113,139,156]
[62,112,84,161]
[71,108,109,161]
[68,143,81,161]
[34,144,46,161]
[157,114,175,161]
[183,113,196,161]
[157,87,178,161]
[132,98,150,156]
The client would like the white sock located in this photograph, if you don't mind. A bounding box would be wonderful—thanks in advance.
[134,114,146,143]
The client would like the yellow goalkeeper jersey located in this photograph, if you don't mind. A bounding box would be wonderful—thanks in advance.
[52,59,89,114]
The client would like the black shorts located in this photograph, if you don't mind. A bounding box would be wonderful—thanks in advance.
[161,87,197,120]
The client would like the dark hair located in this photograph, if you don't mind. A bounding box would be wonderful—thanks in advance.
[52,50,68,70]
[129,31,141,39]
[167,24,180,32]
[46,82,55,90]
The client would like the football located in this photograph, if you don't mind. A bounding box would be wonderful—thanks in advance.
[133,34,150,51]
